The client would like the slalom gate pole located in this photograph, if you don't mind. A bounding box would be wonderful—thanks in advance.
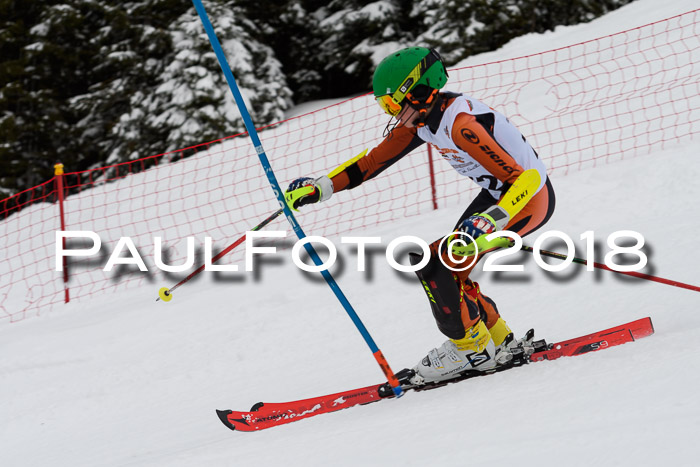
[191,0,403,396]
[157,208,284,302]
[521,246,700,293]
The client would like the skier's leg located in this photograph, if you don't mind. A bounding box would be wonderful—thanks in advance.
[409,251,497,384]
[466,280,511,347]
[409,180,556,383]
[504,178,556,238]
[449,179,556,345]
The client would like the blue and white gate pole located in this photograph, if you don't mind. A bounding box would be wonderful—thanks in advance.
[192,0,403,397]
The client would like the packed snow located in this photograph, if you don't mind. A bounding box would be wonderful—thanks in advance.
[2,1,699,466]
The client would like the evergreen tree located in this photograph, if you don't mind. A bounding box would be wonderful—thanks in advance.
[411,0,479,64]
[241,0,325,103]
[110,0,292,163]
[315,0,415,98]
[0,0,636,198]
[412,0,635,66]
[69,0,188,166]
[0,1,82,196]
[0,1,180,193]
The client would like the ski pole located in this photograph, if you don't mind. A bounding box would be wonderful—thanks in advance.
[157,149,368,302]
[191,0,403,396]
[157,208,283,302]
[521,246,700,293]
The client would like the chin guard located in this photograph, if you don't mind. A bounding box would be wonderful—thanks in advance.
[407,88,439,128]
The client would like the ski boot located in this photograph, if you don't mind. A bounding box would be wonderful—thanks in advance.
[409,321,497,385]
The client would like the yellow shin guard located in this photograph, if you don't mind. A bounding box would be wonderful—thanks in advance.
[451,321,492,353]
[487,317,513,347]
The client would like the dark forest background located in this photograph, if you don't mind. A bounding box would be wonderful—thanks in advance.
[0,0,633,197]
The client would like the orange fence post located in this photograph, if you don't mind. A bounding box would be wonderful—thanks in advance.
[54,163,70,304]
[426,144,438,210]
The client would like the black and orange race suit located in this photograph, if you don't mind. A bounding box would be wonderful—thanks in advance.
[331,92,555,338]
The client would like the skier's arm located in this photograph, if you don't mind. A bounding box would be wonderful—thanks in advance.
[285,125,424,210]
[451,112,524,187]
[330,125,424,192]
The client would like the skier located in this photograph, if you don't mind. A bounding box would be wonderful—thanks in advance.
[284,47,555,385]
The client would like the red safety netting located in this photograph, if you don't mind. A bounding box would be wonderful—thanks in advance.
[1,9,698,323]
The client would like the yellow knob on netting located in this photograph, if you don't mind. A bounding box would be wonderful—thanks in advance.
[158,287,173,302]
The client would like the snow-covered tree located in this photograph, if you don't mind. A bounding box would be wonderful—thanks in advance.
[411,0,480,64]
[412,0,635,66]
[0,0,635,197]
[242,0,325,102]
[110,0,292,163]
[1,1,79,195]
[64,2,179,170]
[315,0,415,97]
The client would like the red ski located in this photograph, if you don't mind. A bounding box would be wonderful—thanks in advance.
[216,384,384,432]
[217,317,654,432]
[531,316,654,361]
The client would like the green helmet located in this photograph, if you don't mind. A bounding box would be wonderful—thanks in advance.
[372,47,448,111]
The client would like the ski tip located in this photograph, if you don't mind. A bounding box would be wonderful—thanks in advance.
[216,410,236,431]
[631,316,655,339]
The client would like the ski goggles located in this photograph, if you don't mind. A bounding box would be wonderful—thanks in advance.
[376,94,404,117]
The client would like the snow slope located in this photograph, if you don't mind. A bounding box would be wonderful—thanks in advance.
[2,1,699,466]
